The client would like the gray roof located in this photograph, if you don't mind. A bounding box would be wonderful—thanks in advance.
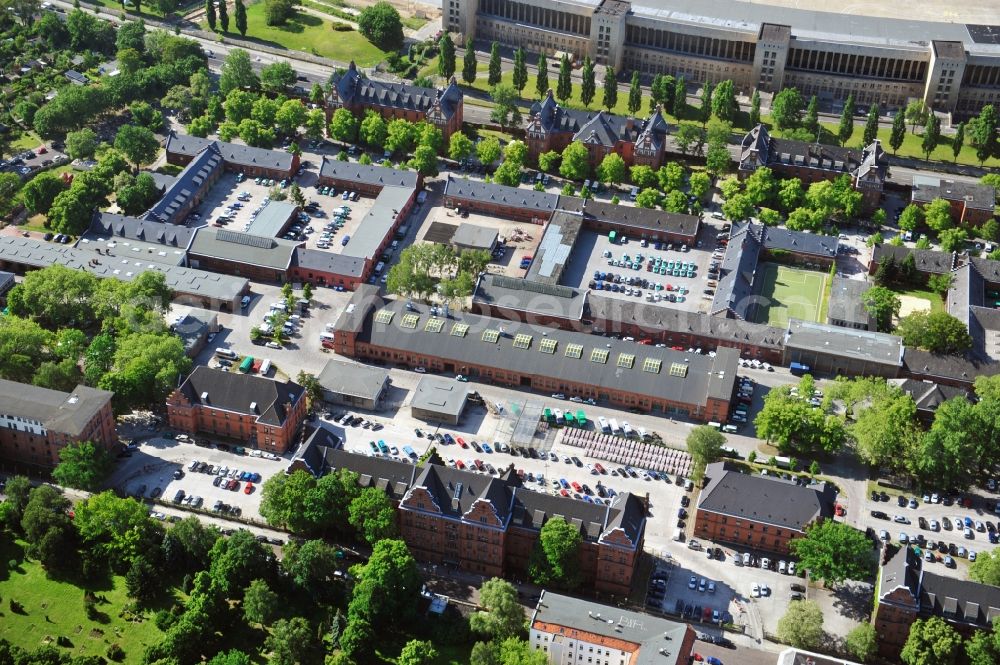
[443,175,560,216]
[698,462,835,531]
[877,545,920,606]
[146,171,176,191]
[525,210,583,285]
[451,222,498,250]
[530,592,690,665]
[871,244,957,275]
[145,145,223,224]
[712,222,762,319]
[331,61,463,120]
[317,358,389,400]
[761,225,839,258]
[342,185,414,260]
[587,295,787,350]
[411,376,470,417]
[82,212,195,264]
[188,228,299,271]
[0,237,247,303]
[299,445,418,498]
[0,270,14,296]
[332,284,382,333]
[776,648,865,665]
[527,92,596,134]
[573,110,643,148]
[318,157,419,189]
[172,309,215,355]
[346,294,739,409]
[289,427,345,478]
[175,366,304,427]
[65,70,88,85]
[740,125,883,183]
[902,348,1000,385]
[473,273,588,320]
[408,463,520,523]
[912,175,996,212]
[0,380,112,438]
[583,199,700,239]
[245,200,297,237]
[892,378,968,414]
[290,247,366,278]
[164,133,294,173]
[784,319,904,366]
[828,276,874,328]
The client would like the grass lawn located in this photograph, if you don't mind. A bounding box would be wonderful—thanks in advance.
[10,131,42,152]
[894,287,946,315]
[750,262,828,327]
[240,3,389,66]
[22,213,49,233]
[0,539,165,663]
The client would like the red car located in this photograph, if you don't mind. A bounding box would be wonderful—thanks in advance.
[559,489,569,497]
[244,482,254,494]
[455,460,466,469]
[456,437,468,448]
[594,463,606,474]
[36,146,47,154]
[571,481,582,492]
[230,480,240,491]
[835,503,846,517]
[474,459,484,470]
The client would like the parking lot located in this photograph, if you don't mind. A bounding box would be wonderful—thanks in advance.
[298,189,376,255]
[560,222,728,315]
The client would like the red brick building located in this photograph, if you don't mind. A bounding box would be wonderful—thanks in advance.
[164,133,298,180]
[166,366,306,454]
[288,442,647,597]
[327,61,464,143]
[694,462,837,555]
[0,380,116,470]
[911,176,995,226]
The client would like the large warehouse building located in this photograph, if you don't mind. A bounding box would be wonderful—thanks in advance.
[444,0,1000,114]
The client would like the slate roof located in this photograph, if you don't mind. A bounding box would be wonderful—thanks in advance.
[739,124,886,183]
[164,132,294,173]
[574,110,642,148]
[316,358,389,401]
[902,348,1000,385]
[472,273,588,320]
[330,61,462,120]
[411,376,470,418]
[711,222,762,319]
[0,236,248,303]
[892,378,968,415]
[289,427,344,478]
[318,157,419,189]
[912,175,996,212]
[188,228,300,271]
[331,284,382,333]
[290,247,366,278]
[443,175,560,216]
[760,224,839,258]
[145,145,223,224]
[784,319,904,366]
[530,592,690,665]
[0,380,112,438]
[0,270,14,297]
[527,91,595,135]
[698,462,836,531]
[341,291,740,408]
[871,244,957,275]
[583,199,700,239]
[84,211,195,260]
[827,276,874,328]
[877,545,920,607]
[586,295,787,351]
[175,366,304,427]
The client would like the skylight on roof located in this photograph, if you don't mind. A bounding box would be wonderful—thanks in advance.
[669,362,688,377]
[513,333,533,349]
[539,338,557,354]
[617,353,635,369]
[482,329,500,343]
[451,323,469,337]
[565,343,583,358]
[642,358,662,374]
[400,313,419,329]
[374,309,395,325]
[425,317,445,333]
[590,348,609,364]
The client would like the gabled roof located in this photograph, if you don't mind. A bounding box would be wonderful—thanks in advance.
[740,124,884,181]
[698,462,836,531]
[330,61,462,120]
[827,276,874,328]
[892,378,968,414]
[164,132,294,173]
[527,91,595,135]
[188,227,300,271]
[87,211,196,249]
[871,243,958,275]
[573,110,641,148]
[290,247,366,278]
[583,198,699,238]
[903,347,1000,385]
[0,380,112,438]
[174,366,304,427]
[784,319,904,366]
[711,223,762,319]
[912,175,995,211]
[316,358,389,401]
[145,145,224,224]
[318,157,419,188]
[853,140,888,181]
[443,175,560,214]
[525,210,584,285]
[877,546,920,606]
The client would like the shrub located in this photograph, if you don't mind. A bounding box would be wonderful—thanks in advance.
[332,22,354,32]
[106,643,125,661]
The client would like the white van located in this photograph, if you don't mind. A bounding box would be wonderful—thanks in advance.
[609,419,621,434]
[673,528,684,542]
[637,427,648,439]
[598,416,611,432]
[622,422,634,437]
[215,348,237,360]
[259,359,272,375]
[374,261,385,274]
[319,332,334,342]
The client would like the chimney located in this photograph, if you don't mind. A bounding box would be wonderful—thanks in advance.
[250,401,258,413]
[200,391,209,403]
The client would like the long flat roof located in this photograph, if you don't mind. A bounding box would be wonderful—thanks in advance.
[473,273,588,320]
[342,186,414,260]
[0,379,112,438]
[784,318,903,366]
[188,228,299,271]
[411,376,470,417]
[317,358,389,400]
[0,237,247,303]
[245,200,297,237]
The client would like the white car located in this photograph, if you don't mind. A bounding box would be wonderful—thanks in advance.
[751,583,760,598]
[929,519,940,531]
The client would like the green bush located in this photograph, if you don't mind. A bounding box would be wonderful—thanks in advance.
[106,643,125,661]
[331,22,353,32]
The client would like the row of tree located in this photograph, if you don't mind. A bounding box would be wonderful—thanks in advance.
[385,242,491,302]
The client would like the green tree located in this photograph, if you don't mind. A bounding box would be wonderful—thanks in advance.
[359,111,388,147]
[630,165,657,188]
[304,109,326,141]
[538,151,561,173]
[476,135,502,167]
[597,153,626,186]
[349,487,397,544]
[671,76,686,117]
[116,172,161,216]
[528,517,581,590]
[771,87,803,131]
[901,617,962,665]
[711,79,736,123]
[790,521,874,585]
[470,578,525,640]
[909,397,983,489]
[263,0,294,26]
[282,539,339,591]
[488,42,502,87]
[890,110,906,154]
[690,171,712,200]
[74,491,163,568]
[449,132,474,161]
[7,264,99,329]
[205,0,216,30]
[897,310,973,355]
[863,104,880,146]
[329,108,359,143]
[698,81,713,125]
[850,388,920,470]
[21,172,65,215]
[951,122,965,163]
[219,48,258,95]
[922,113,941,160]
[705,142,730,176]
[579,56,595,108]
[512,47,527,95]
[349,539,421,626]
[966,620,1000,665]
[99,332,191,410]
[776,600,824,650]
[969,549,1000,586]
[398,640,438,665]
[898,203,924,232]
[438,35,456,79]
[749,88,761,127]
[114,125,159,169]
[722,193,754,222]
[557,54,572,103]
[686,425,725,481]
[970,105,998,166]
[66,127,99,160]
[837,93,855,146]
[755,387,846,454]
[209,529,275,597]
[862,286,902,332]
[260,61,296,94]
[939,227,968,253]
[602,66,617,111]
[803,95,819,139]
[635,188,661,209]
[265,617,317,665]
[210,650,253,665]
[845,624,878,663]
[627,70,642,115]
[674,122,705,156]
[535,54,548,99]
[218,0,229,32]
[234,0,247,36]
[559,141,590,181]
[462,37,477,85]
[905,99,929,134]
[357,1,403,49]
[408,144,439,177]
[20,485,74,571]
[52,441,115,492]
[489,83,522,130]
[243,578,279,626]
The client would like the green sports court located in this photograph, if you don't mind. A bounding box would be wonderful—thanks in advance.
[750,262,828,327]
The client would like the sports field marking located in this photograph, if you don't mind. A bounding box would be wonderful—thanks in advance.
[751,263,828,327]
